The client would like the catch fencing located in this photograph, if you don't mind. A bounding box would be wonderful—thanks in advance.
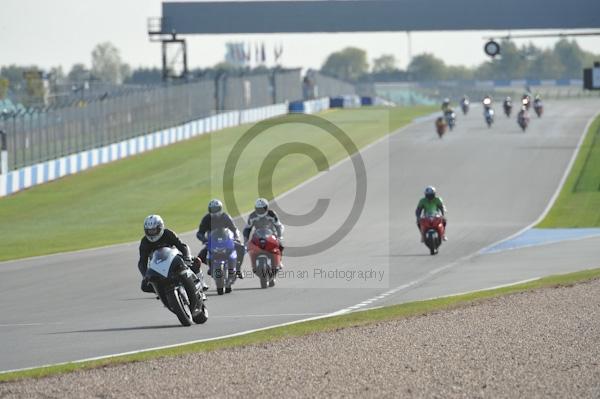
[0,98,342,197]
[303,71,356,100]
[0,69,348,172]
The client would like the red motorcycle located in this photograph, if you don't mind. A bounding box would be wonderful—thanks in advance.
[419,214,445,255]
[435,117,447,138]
[248,228,282,288]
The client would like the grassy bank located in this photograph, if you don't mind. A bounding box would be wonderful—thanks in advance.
[0,106,435,261]
[1,267,598,382]
[538,113,600,227]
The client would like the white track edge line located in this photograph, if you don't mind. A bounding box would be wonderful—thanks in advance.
[334,109,600,313]
[2,110,594,374]
[476,109,600,255]
[0,276,541,376]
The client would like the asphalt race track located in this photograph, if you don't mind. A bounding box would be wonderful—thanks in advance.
[1,99,598,372]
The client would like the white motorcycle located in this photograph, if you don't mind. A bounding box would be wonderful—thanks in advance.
[483,98,494,128]
[146,247,208,326]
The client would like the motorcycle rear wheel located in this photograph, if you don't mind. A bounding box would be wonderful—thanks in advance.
[193,305,208,324]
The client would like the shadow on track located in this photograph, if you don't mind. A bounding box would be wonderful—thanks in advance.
[204,287,265,296]
[120,297,157,301]
[378,253,431,257]
[49,325,180,334]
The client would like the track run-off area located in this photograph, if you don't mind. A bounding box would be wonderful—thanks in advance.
[1,99,599,372]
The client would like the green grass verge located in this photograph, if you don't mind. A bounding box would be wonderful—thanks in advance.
[0,106,435,261]
[538,112,600,227]
[1,267,598,382]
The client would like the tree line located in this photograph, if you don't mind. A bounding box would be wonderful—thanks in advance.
[321,39,600,82]
[2,38,598,107]
[0,41,296,107]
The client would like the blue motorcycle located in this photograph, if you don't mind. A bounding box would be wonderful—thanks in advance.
[207,228,238,295]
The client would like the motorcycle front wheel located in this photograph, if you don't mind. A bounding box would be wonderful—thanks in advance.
[213,263,225,295]
[256,260,269,289]
[167,288,193,326]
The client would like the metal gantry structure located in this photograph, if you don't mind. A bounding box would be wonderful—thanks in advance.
[149,0,600,79]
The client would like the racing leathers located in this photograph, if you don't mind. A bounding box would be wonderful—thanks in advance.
[196,213,245,276]
[137,228,200,292]
[415,197,447,241]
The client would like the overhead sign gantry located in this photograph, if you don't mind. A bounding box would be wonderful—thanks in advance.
[150,0,600,79]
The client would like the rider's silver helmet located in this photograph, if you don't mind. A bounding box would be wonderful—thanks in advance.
[255,198,269,217]
[208,199,223,216]
[424,186,436,200]
[144,214,164,242]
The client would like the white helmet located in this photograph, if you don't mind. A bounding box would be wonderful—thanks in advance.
[424,186,436,200]
[144,214,164,242]
[255,198,269,217]
[208,199,223,216]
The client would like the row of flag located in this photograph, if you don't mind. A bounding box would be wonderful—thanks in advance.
[226,42,284,66]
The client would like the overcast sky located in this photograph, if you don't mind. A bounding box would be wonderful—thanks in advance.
[2,0,599,72]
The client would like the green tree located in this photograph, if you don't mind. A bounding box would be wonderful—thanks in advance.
[0,65,33,92]
[372,54,397,74]
[407,53,446,81]
[321,47,369,81]
[0,78,8,99]
[553,39,584,78]
[91,42,131,84]
[23,69,46,106]
[48,66,65,85]
[125,67,162,84]
[446,65,474,80]
[67,63,89,84]
[528,49,565,79]
[490,40,529,79]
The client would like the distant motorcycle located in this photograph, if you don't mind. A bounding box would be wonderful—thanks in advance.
[460,99,470,115]
[146,247,208,326]
[482,97,494,127]
[521,94,531,110]
[444,110,456,131]
[419,213,445,255]
[248,228,282,289]
[435,117,447,138]
[517,109,530,132]
[207,228,238,295]
[533,99,543,117]
[503,100,512,117]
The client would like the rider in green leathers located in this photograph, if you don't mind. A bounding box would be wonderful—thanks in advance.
[415,186,447,242]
